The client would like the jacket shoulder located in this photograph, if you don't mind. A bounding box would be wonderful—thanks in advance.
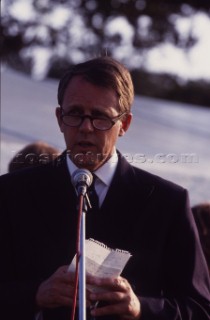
[131,164,185,193]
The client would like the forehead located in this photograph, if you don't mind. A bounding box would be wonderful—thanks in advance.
[62,76,119,111]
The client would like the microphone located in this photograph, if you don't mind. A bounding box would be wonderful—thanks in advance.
[71,169,93,196]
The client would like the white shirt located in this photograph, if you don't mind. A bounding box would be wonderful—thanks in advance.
[66,150,118,207]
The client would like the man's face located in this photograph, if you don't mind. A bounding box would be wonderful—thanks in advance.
[56,75,132,171]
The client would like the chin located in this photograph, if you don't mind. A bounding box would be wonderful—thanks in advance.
[73,156,95,169]
[73,151,100,164]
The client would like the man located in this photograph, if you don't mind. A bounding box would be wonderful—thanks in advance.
[0,57,209,320]
[8,141,59,173]
[192,202,210,274]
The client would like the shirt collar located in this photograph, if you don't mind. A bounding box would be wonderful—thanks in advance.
[94,150,118,187]
[66,155,78,177]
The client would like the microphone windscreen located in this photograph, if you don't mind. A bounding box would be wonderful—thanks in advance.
[71,169,93,189]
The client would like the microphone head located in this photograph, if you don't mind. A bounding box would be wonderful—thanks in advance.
[71,169,93,193]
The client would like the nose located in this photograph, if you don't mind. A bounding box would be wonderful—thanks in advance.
[79,117,94,133]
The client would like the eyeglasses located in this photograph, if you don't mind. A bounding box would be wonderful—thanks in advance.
[60,108,127,131]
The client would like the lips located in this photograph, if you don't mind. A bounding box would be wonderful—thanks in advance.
[73,142,97,165]
[77,141,96,150]
[78,141,94,147]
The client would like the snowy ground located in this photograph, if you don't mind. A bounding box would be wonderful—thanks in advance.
[1,68,210,206]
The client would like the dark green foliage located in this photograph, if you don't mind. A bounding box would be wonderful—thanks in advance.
[132,69,210,107]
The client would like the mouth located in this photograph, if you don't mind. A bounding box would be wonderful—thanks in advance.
[77,141,95,149]
[73,142,98,166]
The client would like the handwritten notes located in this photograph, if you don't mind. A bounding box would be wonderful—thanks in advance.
[68,238,132,292]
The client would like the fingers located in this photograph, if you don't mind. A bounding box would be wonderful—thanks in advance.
[90,293,141,319]
[35,265,76,308]
[54,265,74,284]
[88,277,131,304]
[87,275,130,292]
[87,276,141,320]
[36,270,141,319]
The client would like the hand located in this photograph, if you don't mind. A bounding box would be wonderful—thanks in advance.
[87,275,141,319]
[35,265,76,309]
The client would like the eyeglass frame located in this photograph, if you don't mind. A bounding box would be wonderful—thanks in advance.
[59,107,128,131]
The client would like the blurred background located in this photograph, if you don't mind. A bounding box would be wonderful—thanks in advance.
[1,0,210,205]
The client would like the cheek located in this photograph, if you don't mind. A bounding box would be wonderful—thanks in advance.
[101,131,119,151]
[62,128,76,146]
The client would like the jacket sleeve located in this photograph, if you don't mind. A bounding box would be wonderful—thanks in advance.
[0,179,41,320]
[139,189,210,319]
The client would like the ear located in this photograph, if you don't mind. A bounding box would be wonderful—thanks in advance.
[55,107,64,133]
[119,113,132,137]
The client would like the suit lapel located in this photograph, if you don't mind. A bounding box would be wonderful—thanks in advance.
[40,152,155,258]
[101,152,154,214]
[86,153,155,249]
[38,155,78,261]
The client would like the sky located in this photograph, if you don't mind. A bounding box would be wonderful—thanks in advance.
[2,0,210,81]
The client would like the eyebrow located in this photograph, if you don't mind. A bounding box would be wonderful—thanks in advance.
[63,105,113,118]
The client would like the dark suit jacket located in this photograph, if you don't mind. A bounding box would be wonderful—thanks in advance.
[0,152,210,320]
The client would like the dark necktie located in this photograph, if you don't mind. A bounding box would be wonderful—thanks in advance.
[88,174,99,214]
